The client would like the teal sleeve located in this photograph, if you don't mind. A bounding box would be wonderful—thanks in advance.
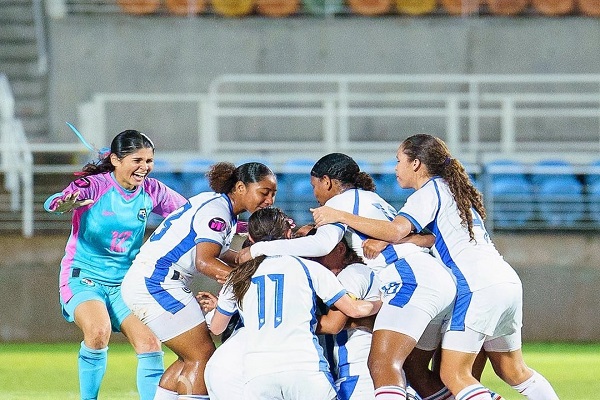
[44,193,63,213]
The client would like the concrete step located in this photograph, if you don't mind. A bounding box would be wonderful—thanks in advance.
[0,60,44,79]
[10,79,47,99]
[0,25,36,43]
[0,4,35,24]
[0,43,38,62]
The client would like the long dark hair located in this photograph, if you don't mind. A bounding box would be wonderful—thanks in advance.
[79,130,155,176]
[311,152,376,192]
[206,162,275,194]
[226,207,293,309]
[400,134,485,241]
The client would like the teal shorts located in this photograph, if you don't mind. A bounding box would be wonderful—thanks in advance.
[60,277,131,332]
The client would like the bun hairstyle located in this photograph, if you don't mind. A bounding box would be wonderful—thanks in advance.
[207,162,275,194]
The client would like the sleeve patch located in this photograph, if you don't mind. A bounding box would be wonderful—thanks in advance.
[74,177,91,188]
[208,217,227,232]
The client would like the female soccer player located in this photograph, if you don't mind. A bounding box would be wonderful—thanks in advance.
[121,161,277,400]
[237,153,456,400]
[44,130,186,400]
[311,134,559,400]
[210,207,380,400]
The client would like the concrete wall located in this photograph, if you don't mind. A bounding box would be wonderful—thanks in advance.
[1,233,599,342]
[46,16,600,149]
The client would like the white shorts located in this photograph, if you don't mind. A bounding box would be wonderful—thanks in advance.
[243,370,336,400]
[442,282,523,353]
[205,328,246,400]
[121,267,204,342]
[374,252,456,342]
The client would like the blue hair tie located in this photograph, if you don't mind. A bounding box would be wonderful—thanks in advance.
[66,122,109,160]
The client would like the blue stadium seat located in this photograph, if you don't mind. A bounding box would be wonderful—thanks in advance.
[484,160,534,228]
[180,158,214,197]
[531,160,584,227]
[278,158,316,222]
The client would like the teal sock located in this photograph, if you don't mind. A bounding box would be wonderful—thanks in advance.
[78,341,108,400]
[136,351,164,400]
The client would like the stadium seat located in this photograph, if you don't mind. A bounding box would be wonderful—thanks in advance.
[256,0,300,17]
[302,0,344,15]
[348,0,392,15]
[117,0,160,14]
[287,178,318,225]
[487,0,529,15]
[578,0,600,17]
[531,0,574,15]
[531,160,584,227]
[166,0,207,15]
[395,0,438,15]
[584,159,600,186]
[439,0,481,15]
[484,160,534,228]
[180,158,215,197]
[211,0,254,17]
[587,180,600,223]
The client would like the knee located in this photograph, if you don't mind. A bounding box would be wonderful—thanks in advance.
[82,324,111,349]
[492,360,532,386]
[132,333,162,354]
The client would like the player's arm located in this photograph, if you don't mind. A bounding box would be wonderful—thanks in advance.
[332,293,381,319]
[195,242,233,284]
[312,206,414,244]
[316,306,348,335]
[209,309,232,336]
[44,190,94,214]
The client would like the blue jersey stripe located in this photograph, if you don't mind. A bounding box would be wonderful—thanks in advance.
[389,258,417,308]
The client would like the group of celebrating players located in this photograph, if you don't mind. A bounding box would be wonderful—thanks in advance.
[46,129,559,400]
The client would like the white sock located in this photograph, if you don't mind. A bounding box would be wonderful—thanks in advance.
[455,384,493,400]
[375,385,407,399]
[153,386,178,400]
[423,386,454,400]
[511,369,559,400]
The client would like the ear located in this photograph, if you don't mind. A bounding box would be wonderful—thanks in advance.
[234,181,246,194]
[412,158,421,172]
[247,233,256,244]
[285,229,292,239]
[322,175,333,190]
[110,153,120,167]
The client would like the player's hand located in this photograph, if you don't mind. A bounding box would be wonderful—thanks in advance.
[310,206,340,227]
[196,291,217,313]
[362,238,387,259]
[236,247,253,265]
[214,271,230,285]
[53,191,94,213]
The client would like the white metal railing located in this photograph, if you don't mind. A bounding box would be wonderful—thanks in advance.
[0,74,34,237]
[78,74,600,166]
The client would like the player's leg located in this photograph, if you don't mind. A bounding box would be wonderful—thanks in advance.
[120,314,164,400]
[162,321,215,396]
[73,299,111,400]
[368,329,417,399]
[485,339,558,400]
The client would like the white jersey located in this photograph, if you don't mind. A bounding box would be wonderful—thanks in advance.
[126,192,236,312]
[398,177,521,293]
[217,255,347,383]
[251,188,429,274]
[332,263,380,400]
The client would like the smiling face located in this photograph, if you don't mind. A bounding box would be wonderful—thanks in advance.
[110,147,154,190]
[238,174,278,213]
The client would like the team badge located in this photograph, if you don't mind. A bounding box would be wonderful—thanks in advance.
[138,208,147,221]
[208,217,227,232]
[74,177,91,188]
[81,278,95,287]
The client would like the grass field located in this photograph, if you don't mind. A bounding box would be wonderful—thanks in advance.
[0,342,597,399]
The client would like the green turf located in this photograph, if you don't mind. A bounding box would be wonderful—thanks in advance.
[0,342,597,399]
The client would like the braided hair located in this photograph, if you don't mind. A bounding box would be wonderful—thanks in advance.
[401,134,485,241]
